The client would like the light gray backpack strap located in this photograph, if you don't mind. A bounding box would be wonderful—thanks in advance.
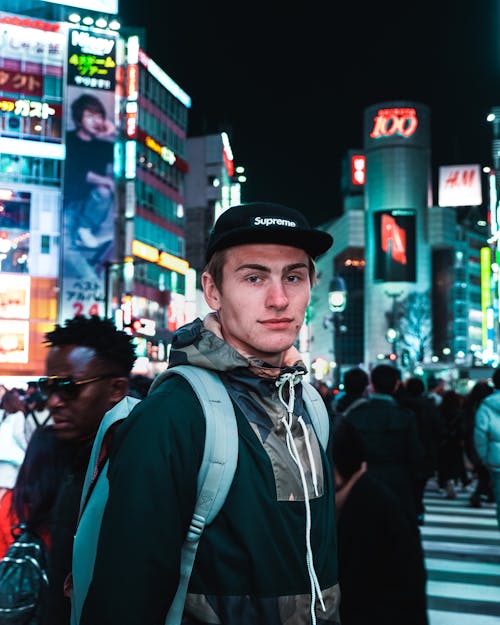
[71,396,141,625]
[301,381,330,450]
[162,366,238,625]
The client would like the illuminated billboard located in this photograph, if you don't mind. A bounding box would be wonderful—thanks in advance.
[59,26,117,322]
[0,190,30,273]
[43,0,118,14]
[373,210,416,282]
[438,164,482,207]
[0,319,29,363]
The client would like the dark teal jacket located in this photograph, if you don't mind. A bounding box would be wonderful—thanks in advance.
[80,318,340,625]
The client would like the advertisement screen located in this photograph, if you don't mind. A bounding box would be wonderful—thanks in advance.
[59,26,117,322]
[373,210,416,282]
[0,190,30,273]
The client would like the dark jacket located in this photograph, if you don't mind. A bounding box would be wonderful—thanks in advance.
[345,394,425,523]
[80,316,340,625]
[397,390,443,478]
[337,473,428,625]
[41,442,92,625]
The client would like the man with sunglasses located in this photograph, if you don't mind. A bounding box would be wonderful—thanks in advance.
[39,315,136,625]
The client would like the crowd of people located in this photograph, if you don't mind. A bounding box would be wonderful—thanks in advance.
[0,201,498,625]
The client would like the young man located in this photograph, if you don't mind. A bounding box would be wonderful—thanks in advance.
[79,202,340,625]
[39,316,136,625]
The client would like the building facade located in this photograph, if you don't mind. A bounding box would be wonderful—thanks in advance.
[309,101,493,385]
[0,1,194,380]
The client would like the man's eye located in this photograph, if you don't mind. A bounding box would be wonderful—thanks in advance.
[246,275,261,283]
[286,275,301,282]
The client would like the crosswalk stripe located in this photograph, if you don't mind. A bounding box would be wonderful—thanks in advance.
[422,479,500,624]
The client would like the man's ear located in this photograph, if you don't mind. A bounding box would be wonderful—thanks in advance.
[110,376,130,403]
[202,271,221,311]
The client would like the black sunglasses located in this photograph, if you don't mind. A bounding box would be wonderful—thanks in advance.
[38,374,116,400]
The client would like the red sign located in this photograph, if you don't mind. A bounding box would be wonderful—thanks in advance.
[0,14,60,32]
[0,68,43,97]
[351,154,366,186]
[370,107,418,139]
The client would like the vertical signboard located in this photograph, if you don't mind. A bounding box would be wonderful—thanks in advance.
[60,26,117,322]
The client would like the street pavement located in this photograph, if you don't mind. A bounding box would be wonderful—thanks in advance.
[421,479,500,624]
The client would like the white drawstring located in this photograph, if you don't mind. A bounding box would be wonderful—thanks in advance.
[276,373,325,623]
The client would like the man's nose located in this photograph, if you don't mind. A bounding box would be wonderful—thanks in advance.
[45,390,64,407]
[266,281,288,308]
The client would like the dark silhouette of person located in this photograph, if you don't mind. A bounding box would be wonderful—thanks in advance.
[436,390,468,498]
[333,419,428,625]
[333,366,369,422]
[345,363,425,524]
[396,376,444,524]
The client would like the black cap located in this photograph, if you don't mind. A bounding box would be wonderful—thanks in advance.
[205,202,333,262]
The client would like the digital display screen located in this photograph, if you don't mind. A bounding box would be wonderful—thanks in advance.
[373,210,416,282]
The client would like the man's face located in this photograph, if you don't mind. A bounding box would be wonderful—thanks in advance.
[45,345,122,442]
[203,243,311,366]
[79,109,105,138]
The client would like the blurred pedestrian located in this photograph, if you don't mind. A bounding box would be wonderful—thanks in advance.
[463,380,494,507]
[332,366,369,423]
[474,367,500,529]
[396,376,444,524]
[313,380,335,419]
[128,374,153,400]
[0,388,28,501]
[25,391,52,441]
[39,315,136,625]
[0,425,72,558]
[437,389,468,498]
[333,419,428,625]
[426,376,446,406]
[345,363,425,525]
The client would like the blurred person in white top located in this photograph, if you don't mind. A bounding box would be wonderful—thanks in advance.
[0,389,28,499]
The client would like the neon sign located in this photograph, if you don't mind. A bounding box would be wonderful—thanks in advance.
[145,135,176,165]
[370,107,418,139]
[0,98,56,119]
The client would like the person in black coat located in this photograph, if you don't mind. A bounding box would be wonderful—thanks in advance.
[333,420,429,625]
[345,364,425,525]
[396,376,444,524]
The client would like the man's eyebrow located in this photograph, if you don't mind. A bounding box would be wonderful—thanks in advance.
[235,263,270,272]
[235,263,308,272]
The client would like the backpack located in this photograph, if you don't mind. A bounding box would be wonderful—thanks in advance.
[0,527,48,625]
[70,365,329,625]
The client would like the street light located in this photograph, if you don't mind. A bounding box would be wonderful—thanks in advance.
[328,276,347,389]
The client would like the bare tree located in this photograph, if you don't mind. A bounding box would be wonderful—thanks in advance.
[395,290,432,365]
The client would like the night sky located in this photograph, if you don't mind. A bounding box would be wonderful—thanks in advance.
[120,0,499,226]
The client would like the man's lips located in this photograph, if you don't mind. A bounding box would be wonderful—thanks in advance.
[259,318,294,329]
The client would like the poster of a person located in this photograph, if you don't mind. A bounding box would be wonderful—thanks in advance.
[64,90,116,251]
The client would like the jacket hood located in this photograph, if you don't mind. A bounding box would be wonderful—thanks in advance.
[168,314,307,381]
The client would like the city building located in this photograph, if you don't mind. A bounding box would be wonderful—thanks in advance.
[0,0,194,380]
[309,101,494,387]
[184,132,244,284]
